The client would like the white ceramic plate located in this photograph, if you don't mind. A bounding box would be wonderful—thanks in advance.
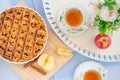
[43,0,120,62]
[0,2,48,64]
[74,61,107,80]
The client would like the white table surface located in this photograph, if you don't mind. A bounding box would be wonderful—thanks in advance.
[0,0,120,80]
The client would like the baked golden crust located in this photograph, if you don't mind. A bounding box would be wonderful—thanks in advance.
[0,7,47,62]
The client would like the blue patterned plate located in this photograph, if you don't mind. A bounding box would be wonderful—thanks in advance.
[43,0,120,62]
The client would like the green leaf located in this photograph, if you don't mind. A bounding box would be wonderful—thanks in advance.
[96,9,101,16]
[118,8,120,14]
[111,1,116,5]
[114,19,120,26]
[59,15,63,22]
[103,0,117,10]
[109,6,114,10]
[67,29,70,31]
[103,3,108,6]
[99,28,106,34]
[78,28,83,31]
[103,74,106,77]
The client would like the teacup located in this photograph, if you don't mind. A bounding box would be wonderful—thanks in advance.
[74,61,107,80]
[57,4,89,36]
[81,69,106,80]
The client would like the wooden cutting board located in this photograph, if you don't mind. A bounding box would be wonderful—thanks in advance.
[9,2,73,80]
[10,29,73,80]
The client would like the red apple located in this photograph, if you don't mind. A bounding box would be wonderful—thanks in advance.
[94,34,111,49]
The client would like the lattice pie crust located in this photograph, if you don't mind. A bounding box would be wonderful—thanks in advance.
[0,7,47,62]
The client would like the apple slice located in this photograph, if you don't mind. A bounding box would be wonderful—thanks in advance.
[57,48,72,56]
[37,53,54,71]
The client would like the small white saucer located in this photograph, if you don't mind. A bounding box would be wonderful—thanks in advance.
[74,61,107,80]
[56,4,89,36]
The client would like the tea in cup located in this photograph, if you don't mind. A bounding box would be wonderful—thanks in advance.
[83,70,101,80]
[65,8,83,27]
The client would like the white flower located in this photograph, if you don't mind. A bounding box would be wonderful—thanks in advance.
[100,6,117,22]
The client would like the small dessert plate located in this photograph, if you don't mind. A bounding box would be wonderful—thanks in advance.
[56,4,89,36]
[74,61,107,80]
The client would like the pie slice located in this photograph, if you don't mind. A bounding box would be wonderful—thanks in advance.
[0,7,47,63]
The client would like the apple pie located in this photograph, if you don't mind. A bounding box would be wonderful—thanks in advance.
[0,7,47,63]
